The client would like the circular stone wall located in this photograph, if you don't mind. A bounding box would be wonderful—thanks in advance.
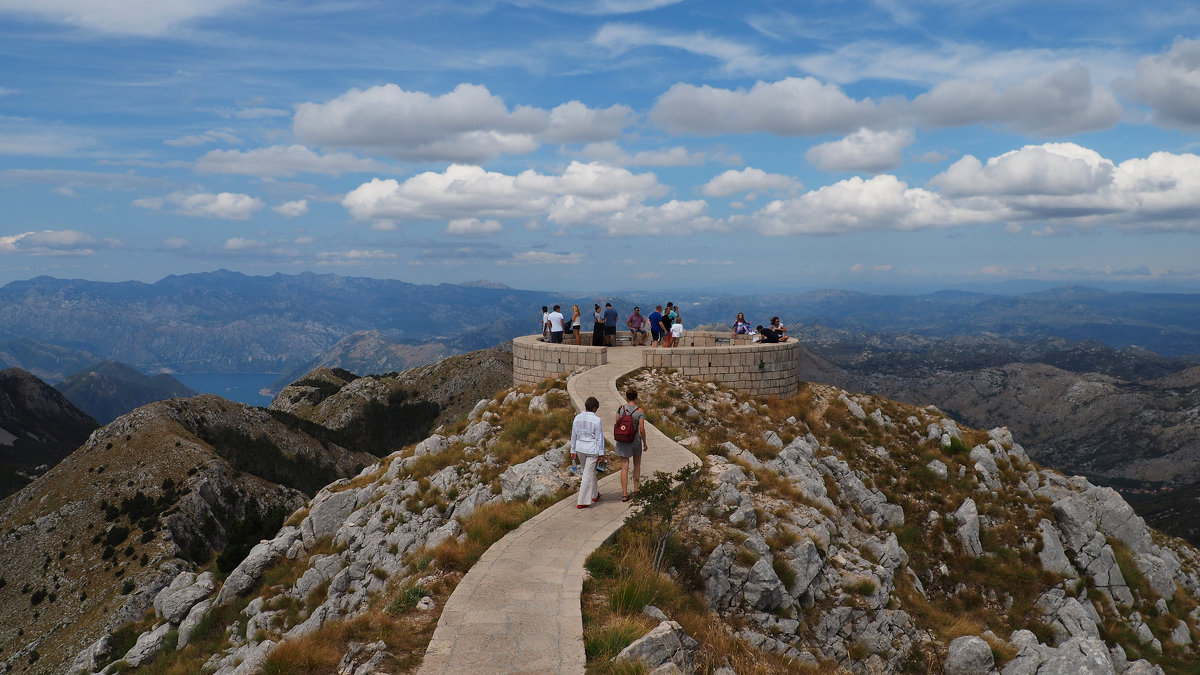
[512,331,799,396]
[641,331,800,396]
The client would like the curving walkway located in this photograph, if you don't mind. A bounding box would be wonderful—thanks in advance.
[418,346,699,674]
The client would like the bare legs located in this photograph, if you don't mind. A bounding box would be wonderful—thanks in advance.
[620,454,642,498]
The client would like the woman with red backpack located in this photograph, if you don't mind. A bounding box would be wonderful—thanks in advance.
[613,388,647,501]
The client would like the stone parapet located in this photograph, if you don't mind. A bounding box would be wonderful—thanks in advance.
[641,333,799,396]
[513,332,799,396]
[512,335,608,387]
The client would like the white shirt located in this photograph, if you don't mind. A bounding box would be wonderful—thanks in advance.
[570,411,605,456]
[670,320,683,338]
[548,310,565,332]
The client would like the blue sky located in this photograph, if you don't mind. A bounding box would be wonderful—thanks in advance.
[2,0,1200,293]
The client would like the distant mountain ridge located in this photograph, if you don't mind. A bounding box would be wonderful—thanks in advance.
[2,273,1199,384]
[0,368,97,497]
[55,360,196,424]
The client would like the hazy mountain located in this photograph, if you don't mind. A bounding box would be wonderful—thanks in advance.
[1,273,1198,383]
[55,360,197,424]
[0,368,98,498]
[0,337,98,383]
[266,330,451,394]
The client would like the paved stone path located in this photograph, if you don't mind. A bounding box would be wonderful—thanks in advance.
[419,345,699,674]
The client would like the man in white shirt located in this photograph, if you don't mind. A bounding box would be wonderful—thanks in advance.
[547,304,566,343]
[570,396,604,508]
[540,306,549,341]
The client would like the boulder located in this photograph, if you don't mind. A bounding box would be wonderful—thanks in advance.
[154,570,216,624]
[954,498,983,557]
[615,620,698,672]
[1037,520,1077,579]
[413,434,449,457]
[944,635,993,675]
[304,490,361,546]
[1035,636,1115,674]
[122,622,172,668]
[178,598,213,649]
[500,445,572,501]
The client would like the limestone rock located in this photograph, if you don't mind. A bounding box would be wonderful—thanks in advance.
[953,498,983,557]
[615,620,698,673]
[944,635,994,675]
[154,570,216,624]
[122,622,172,668]
[500,445,572,501]
[178,598,213,650]
[1037,520,1077,579]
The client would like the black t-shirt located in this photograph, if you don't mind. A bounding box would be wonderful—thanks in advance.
[759,327,780,343]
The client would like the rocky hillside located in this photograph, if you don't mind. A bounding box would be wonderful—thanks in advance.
[68,367,1200,674]
[796,332,1200,545]
[269,345,513,447]
[577,370,1200,673]
[0,367,98,498]
[0,394,381,674]
[55,361,197,424]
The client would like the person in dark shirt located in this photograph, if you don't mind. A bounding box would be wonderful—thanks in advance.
[603,303,619,346]
[648,305,663,347]
[757,324,788,343]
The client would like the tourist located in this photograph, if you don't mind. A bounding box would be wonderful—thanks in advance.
[603,302,619,346]
[547,304,565,343]
[648,305,664,347]
[626,306,647,346]
[733,312,752,335]
[770,316,788,338]
[669,308,684,346]
[571,304,582,345]
[591,304,606,346]
[660,303,674,347]
[540,306,549,341]
[614,388,647,501]
[757,324,788,343]
[570,396,604,508]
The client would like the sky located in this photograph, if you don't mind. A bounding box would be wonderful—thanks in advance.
[2,0,1200,294]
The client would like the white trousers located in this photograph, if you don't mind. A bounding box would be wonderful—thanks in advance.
[577,454,600,506]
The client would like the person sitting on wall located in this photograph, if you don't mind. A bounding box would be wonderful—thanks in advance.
[626,306,647,346]
[769,316,788,337]
[756,324,788,343]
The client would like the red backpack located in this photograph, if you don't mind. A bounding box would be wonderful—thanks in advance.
[614,405,638,443]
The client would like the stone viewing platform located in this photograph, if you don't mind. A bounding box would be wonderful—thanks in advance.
[512,331,800,396]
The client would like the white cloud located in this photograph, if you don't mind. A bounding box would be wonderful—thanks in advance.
[274,199,309,217]
[134,191,264,219]
[0,168,168,190]
[341,161,670,234]
[0,115,91,156]
[294,83,631,162]
[507,0,683,15]
[162,237,190,250]
[594,23,774,74]
[0,229,112,256]
[700,167,799,198]
[912,65,1122,135]
[223,237,263,251]
[577,141,707,167]
[1126,38,1200,128]
[164,128,241,147]
[446,218,503,236]
[316,249,398,261]
[229,107,289,120]
[805,128,914,173]
[650,77,891,136]
[196,145,386,177]
[498,251,585,265]
[931,143,1114,196]
[737,175,991,235]
[0,0,248,36]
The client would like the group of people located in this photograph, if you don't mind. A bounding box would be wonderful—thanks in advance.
[569,388,647,507]
[734,312,791,343]
[540,302,685,347]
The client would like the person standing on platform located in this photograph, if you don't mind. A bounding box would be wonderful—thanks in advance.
[648,305,664,347]
[540,306,549,341]
[591,304,606,346]
[547,304,565,343]
[571,304,582,345]
[614,388,647,501]
[603,302,619,346]
[571,396,604,508]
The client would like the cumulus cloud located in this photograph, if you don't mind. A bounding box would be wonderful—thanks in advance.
[805,128,914,173]
[736,175,992,235]
[0,0,247,36]
[196,145,386,177]
[273,199,309,217]
[342,161,671,234]
[133,191,264,219]
[1126,38,1200,129]
[931,143,1114,196]
[650,77,891,136]
[446,218,503,236]
[0,229,115,256]
[700,167,799,198]
[912,65,1122,135]
[294,83,632,162]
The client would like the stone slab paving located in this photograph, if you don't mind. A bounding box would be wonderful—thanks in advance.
[419,345,699,674]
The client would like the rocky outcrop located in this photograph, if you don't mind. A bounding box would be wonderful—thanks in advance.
[615,621,698,673]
